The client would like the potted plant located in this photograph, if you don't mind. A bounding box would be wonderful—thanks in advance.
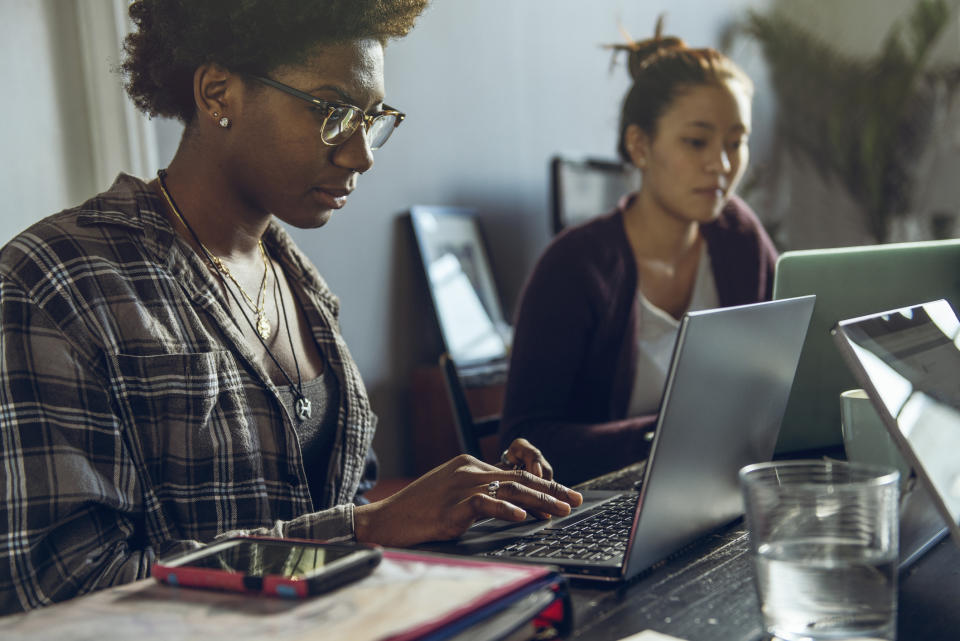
[726,0,960,242]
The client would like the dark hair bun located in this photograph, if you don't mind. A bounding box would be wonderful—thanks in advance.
[604,14,687,80]
[623,35,686,79]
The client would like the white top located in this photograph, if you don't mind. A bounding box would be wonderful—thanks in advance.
[627,244,720,417]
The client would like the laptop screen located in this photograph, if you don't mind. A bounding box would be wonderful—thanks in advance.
[772,239,960,455]
[833,299,960,543]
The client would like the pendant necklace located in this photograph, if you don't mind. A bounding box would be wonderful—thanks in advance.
[269,254,312,422]
[157,169,312,421]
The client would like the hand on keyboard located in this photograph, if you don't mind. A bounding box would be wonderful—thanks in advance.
[354,452,583,547]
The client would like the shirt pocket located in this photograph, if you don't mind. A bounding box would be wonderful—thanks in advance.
[111,350,258,481]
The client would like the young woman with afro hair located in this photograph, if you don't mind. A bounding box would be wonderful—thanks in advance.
[0,0,580,613]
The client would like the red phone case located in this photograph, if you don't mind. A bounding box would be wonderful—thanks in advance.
[152,535,381,598]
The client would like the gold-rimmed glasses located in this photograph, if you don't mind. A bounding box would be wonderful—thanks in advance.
[251,75,405,150]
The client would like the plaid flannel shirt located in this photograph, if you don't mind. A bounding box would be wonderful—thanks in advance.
[0,174,377,613]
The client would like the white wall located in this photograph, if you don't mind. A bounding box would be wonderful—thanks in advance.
[1,1,95,240]
[1,0,161,241]
[288,0,772,476]
[5,0,960,478]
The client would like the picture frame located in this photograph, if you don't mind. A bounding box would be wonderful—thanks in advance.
[409,205,510,366]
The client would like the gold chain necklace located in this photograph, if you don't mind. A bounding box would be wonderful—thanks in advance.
[157,176,272,340]
[207,244,271,339]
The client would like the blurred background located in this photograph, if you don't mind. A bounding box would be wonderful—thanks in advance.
[4,0,960,478]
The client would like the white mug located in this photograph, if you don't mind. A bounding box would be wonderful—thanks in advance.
[840,388,911,481]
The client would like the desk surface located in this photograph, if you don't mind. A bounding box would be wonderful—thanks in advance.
[568,464,960,641]
[2,463,956,641]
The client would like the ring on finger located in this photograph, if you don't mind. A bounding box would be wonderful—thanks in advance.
[499,449,525,471]
[486,480,500,498]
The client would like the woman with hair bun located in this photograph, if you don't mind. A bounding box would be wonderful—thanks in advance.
[499,19,777,486]
[0,0,581,613]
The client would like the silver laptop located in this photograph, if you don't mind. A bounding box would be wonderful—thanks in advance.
[833,300,958,568]
[420,296,815,581]
[772,239,960,455]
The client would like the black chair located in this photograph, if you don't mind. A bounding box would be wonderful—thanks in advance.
[550,155,640,234]
[439,352,501,461]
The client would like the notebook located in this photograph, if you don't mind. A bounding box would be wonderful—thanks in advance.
[772,239,960,455]
[832,299,958,567]
[420,295,815,582]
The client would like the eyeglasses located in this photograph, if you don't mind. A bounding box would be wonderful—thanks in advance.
[251,75,405,150]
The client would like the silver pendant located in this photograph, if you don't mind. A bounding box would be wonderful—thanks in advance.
[296,396,312,421]
[256,313,271,340]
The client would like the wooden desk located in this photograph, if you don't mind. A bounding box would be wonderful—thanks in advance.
[567,465,960,641]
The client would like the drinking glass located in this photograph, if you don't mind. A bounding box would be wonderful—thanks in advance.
[740,460,900,641]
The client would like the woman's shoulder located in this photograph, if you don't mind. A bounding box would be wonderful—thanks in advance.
[538,209,630,270]
[520,208,634,308]
[0,174,163,287]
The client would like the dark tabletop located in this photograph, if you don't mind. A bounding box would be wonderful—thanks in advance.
[566,463,960,641]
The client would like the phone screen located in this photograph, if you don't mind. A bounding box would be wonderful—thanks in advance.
[184,540,358,578]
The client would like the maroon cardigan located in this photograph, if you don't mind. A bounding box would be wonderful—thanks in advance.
[499,195,778,485]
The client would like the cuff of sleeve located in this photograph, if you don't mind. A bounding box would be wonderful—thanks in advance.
[281,503,356,542]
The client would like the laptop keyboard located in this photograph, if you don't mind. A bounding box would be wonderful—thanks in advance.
[483,493,639,563]
[576,461,646,492]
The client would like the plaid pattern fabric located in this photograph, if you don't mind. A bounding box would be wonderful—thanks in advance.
[0,174,377,613]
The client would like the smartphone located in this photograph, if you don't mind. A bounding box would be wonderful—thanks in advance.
[152,535,382,598]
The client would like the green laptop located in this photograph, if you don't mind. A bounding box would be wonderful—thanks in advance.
[773,238,960,455]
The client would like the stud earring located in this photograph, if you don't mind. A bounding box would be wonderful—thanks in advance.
[212,111,230,128]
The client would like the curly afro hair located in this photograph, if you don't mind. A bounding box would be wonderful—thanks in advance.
[122,0,429,123]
